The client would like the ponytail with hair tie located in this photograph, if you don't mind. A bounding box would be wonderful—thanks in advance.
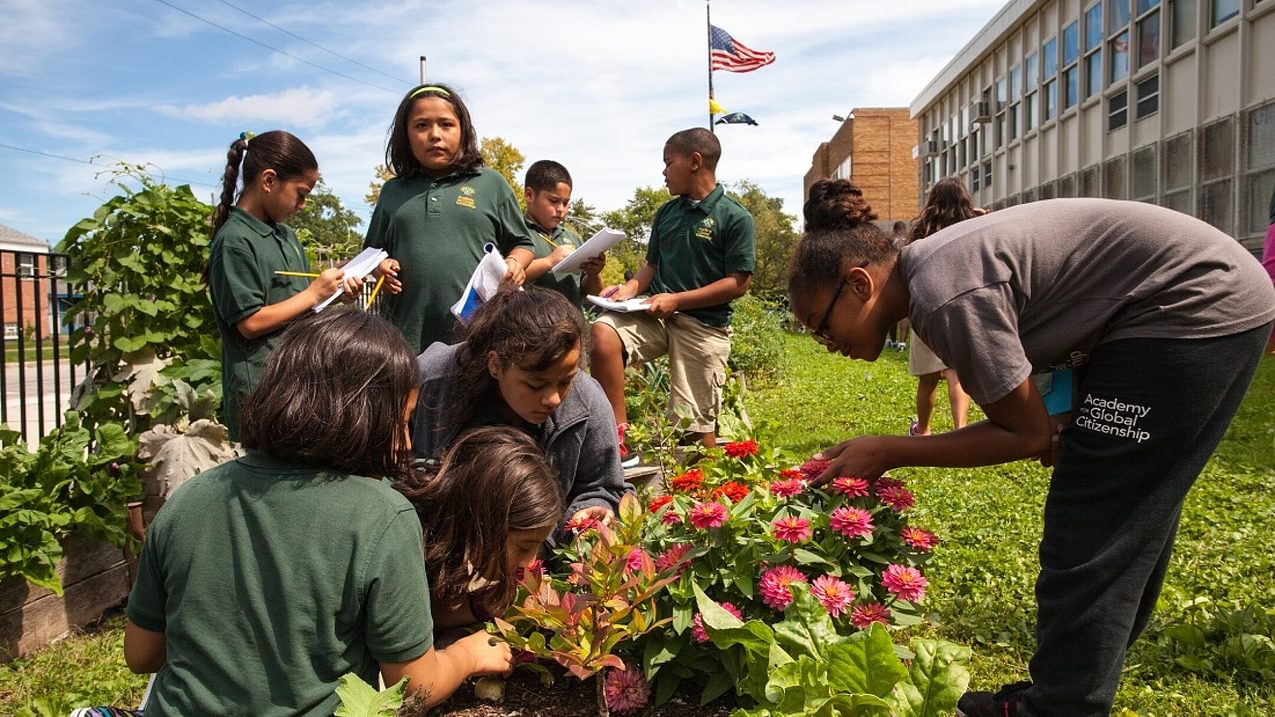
[239,131,256,145]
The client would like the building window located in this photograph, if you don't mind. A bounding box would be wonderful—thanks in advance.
[1110,31,1130,82]
[1135,74,1160,118]
[1136,5,1161,68]
[995,77,1008,148]
[1081,165,1102,196]
[1136,0,1159,13]
[972,166,981,192]
[1043,38,1058,78]
[1026,53,1038,91]
[1108,91,1129,130]
[1058,173,1077,197]
[1200,118,1234,233]
[1042,37,1058,121]
[1243,102,1275,239]
[1132,144,1158,200]
[17,254,35,277]
[1009,65,1022,140]
[1161,131,1193,214]
[984,161,993,190]
[1085,51,1103,98]
[1060,23,1080,111]
[1170,0,1196,48]
[1086,3,1105,50]
[4,323,17,340]
[1211,0,1239,27]
[1109,0,1131,31]
[1044,80,1058,120]
[1025,53,1039,132]
[1103,155,1128,199]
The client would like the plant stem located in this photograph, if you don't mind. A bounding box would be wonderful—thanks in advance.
[596,673,610,717]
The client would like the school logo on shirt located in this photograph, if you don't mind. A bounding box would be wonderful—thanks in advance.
[695,217,716,241]
[456,185,477,209]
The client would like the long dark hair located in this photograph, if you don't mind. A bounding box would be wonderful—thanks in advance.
[239,309,418,481]
[395,426,564,614]
[911,177,978,242]
[211,130,317,239]
[445,286,587,431]
[385,83,483,179]
[789,179,898,296]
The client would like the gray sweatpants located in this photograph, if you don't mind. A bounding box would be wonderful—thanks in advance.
[1023,322,1271,717]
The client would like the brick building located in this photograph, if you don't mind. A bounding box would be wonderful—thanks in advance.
[0,224,54,341]
[803,107,920,225]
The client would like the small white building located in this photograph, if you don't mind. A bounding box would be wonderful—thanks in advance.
[910,0,1275,253]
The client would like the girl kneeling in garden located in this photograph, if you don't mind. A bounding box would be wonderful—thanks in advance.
[789,180,1275,717]
[410,286,631,545]
[123,309,511,716]
[395,426,564,631]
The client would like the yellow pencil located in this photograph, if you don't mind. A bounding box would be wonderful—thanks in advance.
[274,270,320,278]
[540,233,560,250]
[365,274,386,311]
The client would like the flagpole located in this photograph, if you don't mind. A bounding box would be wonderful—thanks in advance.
[706,0,715,132]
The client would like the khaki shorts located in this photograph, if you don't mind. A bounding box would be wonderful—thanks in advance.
[907,335,949,376]
[595,311,732,434]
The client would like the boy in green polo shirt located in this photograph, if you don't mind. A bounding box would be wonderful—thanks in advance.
[590,128,756,455]
[523,159,605,306]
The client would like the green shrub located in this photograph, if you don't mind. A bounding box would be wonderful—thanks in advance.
[728,294,786,386]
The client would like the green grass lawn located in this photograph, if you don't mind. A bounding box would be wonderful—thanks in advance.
[2,333,1272,716]
[745,334,1275,717]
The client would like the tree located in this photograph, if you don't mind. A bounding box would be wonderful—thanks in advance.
[565,198,602,236]
[364,164,394,207]
[480,137,526,210]
[289,177,364,266]
[601,186,672,280]
[725,180,799,299]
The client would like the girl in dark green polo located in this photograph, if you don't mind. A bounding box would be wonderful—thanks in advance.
[207,130,347,440]
[364,83,536,353]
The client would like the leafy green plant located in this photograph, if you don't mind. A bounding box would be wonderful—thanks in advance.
[494,493,681,713]
[333,674,422,717]
[694,584,970,716]
[1150,597,1275,682]
[56,165,221,435]
[635,435,939,706]
[0,413,139,593]
[728,294,787,386]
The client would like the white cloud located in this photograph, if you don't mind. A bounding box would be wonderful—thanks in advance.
[155,87,342,128]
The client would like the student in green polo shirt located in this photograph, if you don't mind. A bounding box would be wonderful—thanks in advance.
[590,128,756,456]
[124,310,512,716]
[207,130,352,441]
[365,83,535,352]
[522,159,605,306]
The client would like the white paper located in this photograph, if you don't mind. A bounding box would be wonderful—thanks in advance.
[451,243,511,323]
[313,247,388,312]
[550,227,626,273]
[586,294,651,313]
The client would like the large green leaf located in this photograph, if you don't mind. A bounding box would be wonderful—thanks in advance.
[888,638,971,717]
[333,674,406,717]
[825,624,908,699]
[772,585,841,660]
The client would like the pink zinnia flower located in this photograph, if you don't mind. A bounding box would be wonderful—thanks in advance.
[829,506,874,539]
[770,477,804,497]
[759,564,807,610]
[625,548,649,573]
[850,601,893,629]
[799,458,831,482]
[830,476,870,498]
[772,516,813,544]
[876,483,916,512]
[655,543,692,576]
[723,439,760,458]
[604,664,651,714]
[881,563,928,603]
[691,601,744,643]
[901,526,939,551]
[810,575,855,618]
[661,509,683,526]
[689,501,728,529]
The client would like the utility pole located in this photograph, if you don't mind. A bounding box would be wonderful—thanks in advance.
[419,56,427,84]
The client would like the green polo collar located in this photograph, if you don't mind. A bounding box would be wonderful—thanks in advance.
[229,206,277,238]
[683,184,725,214]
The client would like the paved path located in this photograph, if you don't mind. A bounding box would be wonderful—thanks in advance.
[2,359,81,449]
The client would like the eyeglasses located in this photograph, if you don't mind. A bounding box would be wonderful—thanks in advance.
[811,261,870,344]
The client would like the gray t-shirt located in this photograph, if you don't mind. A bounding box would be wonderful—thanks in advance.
[901,198,1275,404]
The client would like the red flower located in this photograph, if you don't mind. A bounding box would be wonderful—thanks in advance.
[779,468,804,480]
[564,516,601,533]
[772,516,813,544]
[877,484,916,512]
[769,477,804,498]
[829,506,874,539]
[712,481,749,503]
[670,469,705,493]
[901,526,939,551]
[655,543,692,576]
[604,664,651,714]
[850,602,893,629]
[830,476,870,498]
[625,548,649,573]
[799,458,831,482]
[723,439,759,458]
[647,495,673,513]
[661,510,683,526]
[689,501,728,529]
[881,563,928,603]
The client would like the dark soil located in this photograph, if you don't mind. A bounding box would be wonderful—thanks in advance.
[432,667,734,717]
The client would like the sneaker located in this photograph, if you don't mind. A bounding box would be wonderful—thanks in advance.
[955,681,1032,717]
[907,419,920,437]
[617,422,640,468]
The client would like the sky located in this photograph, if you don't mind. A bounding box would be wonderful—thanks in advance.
[0,0,1008,246]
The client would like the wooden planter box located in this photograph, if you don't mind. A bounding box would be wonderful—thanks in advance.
[0,533,135,663]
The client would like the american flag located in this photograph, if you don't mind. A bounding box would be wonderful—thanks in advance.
[710,25,775,73]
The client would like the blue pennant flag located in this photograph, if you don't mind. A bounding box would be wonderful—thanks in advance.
[715,112,759,126]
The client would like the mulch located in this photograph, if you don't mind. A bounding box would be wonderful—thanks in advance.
[432,666,735,717]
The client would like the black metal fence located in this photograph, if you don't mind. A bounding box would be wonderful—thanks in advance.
[0,249,86,447]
